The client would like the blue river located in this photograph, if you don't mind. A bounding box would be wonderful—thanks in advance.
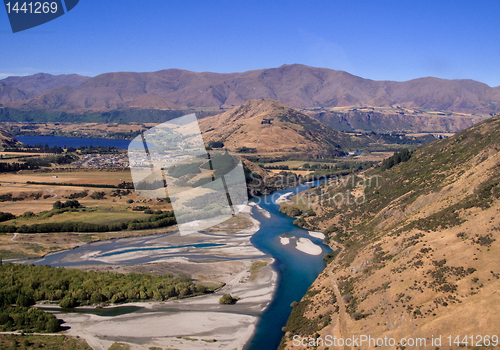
[246,182,330,350]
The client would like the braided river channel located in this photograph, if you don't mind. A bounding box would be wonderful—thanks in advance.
[24,182,330,349]
[15,136,331,349]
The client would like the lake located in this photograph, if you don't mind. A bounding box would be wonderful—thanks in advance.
[16,135,142,150]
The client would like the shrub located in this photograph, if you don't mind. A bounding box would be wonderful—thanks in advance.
[90,191,106,200]
[219,294,238,305]
[207,141,224,149]
[53,200,80,210]
[21,211,35,218]
[0,212,15,222]
[306,209,316,217]
[68,190,88,199]
[279,206,303,217]
[236,146,257,153]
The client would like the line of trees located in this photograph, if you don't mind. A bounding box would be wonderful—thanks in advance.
[0,204,177,234]
[0,263,206,308]
[0,263,215,333]
[4,144,63,154]
[0,212,15,222]
[26,181,118,188]
[0,154,77,173]
[0,162,39,172]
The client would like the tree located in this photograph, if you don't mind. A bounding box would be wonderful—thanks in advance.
[59,296,78,308]
[16,294,34,307]
[45,317,60,333]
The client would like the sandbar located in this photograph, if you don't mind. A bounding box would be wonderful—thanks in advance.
[280,237,290,245]
[275,192,293,204]
[308,231,326,239]
[296,237,322,255]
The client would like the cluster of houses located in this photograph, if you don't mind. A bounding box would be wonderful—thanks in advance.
[73,154,129,168]
[69,152,185,169]
[129,153,182,168]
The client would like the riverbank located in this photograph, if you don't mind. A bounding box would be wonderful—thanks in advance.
[33,205,278,350]
[42,258,276,350]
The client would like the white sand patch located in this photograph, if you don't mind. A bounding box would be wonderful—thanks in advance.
[236,211,261,235]
[148,256,190,264]
[249,202,271,218]
[237,203,253,214]
[280,237,290,245]
[58,310,257,350]
[296,238,322,255]
[308,231,326,239]
[79,251,101,260]
[275,192,293,204]
[90,248,182,264]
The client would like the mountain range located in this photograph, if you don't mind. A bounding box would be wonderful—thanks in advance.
[0,73,90,104]
[1,65,499,115]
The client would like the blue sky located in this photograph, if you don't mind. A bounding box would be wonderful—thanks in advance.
[1,0,499,86]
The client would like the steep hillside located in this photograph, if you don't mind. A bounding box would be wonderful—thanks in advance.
[0,83,27,104]
[2,65,499,116]
[199,99,359,157]
[0,126,22,150]
[311,108,486,133]
[279,115,500,349]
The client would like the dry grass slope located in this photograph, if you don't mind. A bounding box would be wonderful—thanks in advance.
[0,126,21,151]
[199,99,359,157]
[280,115,500,349]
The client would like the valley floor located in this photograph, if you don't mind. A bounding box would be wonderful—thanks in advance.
[32,208,277,350]
[42,258,276,350]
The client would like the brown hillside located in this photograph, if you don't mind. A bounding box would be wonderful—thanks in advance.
[280,115,500,349]
[0,126,22,150]
[129,94,178,109]
[1,73,90,99]
[199,99,355,157]
[0,83,27,104]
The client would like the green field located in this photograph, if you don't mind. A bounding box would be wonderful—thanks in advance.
[4,208,150,226]
[262,160,335,169]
